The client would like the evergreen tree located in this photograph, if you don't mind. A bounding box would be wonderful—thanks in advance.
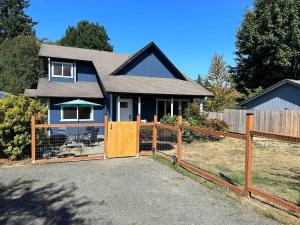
[0,35,44,94]
[235,0,300,91]
[0,0,37,43]
[58,20,113,51]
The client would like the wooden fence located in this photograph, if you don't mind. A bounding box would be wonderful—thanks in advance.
[145,114,300,215]
[31,113,300,215]
[208,109,300,136]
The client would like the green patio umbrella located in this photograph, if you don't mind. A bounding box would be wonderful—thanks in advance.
[57,99,100,108]
[56,99,101,124]
[56,99,101,143]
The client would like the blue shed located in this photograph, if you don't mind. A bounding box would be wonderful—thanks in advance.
[239,79,300,111]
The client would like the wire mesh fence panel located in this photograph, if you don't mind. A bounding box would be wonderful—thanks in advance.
[181,128,245,188]
[157,127,177,158]
[35,126,104,160]
[139,125,153,152]
[252,136,300,205]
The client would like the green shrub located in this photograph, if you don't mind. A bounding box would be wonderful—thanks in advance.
[183,102,207,126]
[160,114,178,125]
[0,95,47,160]
[206,119,229,132]
[160,102,229,143]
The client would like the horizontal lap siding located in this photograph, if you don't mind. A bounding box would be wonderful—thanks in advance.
[117,49,181,79]
[49,98,105,135]
[47,58,98,83]
[77,61,98,82]
[140,97,156,122]
[244,83,300,111]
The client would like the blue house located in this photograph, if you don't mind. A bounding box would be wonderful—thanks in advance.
[239,79,300,111]
[25,42,212,124]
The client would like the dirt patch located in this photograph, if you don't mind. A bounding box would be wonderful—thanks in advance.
[0,158,31,167]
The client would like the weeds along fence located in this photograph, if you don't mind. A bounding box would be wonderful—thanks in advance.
[139,114,300,215]
[208,109,300,136]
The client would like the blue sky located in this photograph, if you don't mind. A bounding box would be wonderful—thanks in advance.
[27,0,253,79]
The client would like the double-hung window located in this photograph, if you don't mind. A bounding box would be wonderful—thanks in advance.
[61,106,93,121]
[51,62,74,78]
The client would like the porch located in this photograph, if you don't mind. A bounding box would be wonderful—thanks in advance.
[108,94,205,122]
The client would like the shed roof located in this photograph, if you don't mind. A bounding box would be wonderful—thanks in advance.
[239,79,300,106]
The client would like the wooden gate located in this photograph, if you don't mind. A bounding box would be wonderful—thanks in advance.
[107,121,138,158]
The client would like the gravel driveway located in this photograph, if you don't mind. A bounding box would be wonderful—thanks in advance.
[0,157,277,225]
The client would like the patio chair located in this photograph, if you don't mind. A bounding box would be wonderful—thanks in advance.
[46,133,67,158]
[80,127,100,147]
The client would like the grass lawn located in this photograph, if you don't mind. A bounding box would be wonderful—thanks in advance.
[157,136,300,206]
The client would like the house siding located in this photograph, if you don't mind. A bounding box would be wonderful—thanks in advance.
[243,83,300,111]
[46,58,98,83]
[49,98,104,122]
[77,61,98,82]
[117,50,181,79]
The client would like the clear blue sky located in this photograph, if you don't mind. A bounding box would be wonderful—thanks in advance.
[27,0,253,79]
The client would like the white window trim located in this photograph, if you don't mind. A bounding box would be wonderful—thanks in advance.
[155,99,190,116]
[60,106,94,122]
[51,61,74,78]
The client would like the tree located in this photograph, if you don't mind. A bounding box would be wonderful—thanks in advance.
[236,87,263,103]
[234,0,300,92]
[0,95,47,160]
[200,54,239,112]
[58,20,113,51]
[0,35,44,94]
[0,0,37,43]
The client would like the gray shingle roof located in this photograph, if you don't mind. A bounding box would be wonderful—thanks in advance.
[24,89,37,97]
[26,78,103,99]
[37,43,212,97]
[104,75,212,96]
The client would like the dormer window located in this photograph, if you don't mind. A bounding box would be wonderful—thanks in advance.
[51,61,74,78]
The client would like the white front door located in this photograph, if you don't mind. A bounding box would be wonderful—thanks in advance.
[118,98,133,121]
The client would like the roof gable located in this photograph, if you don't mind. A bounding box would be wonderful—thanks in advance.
[111,42,187,80]
[239,79,300,107]
[37,43,212,96]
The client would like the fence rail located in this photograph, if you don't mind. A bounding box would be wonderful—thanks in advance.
[208,109,300,136]
[31,115,106,163]
[142,114,300,215]
[31,113,300,215]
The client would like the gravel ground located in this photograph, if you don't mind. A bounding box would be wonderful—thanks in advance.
[0,157,278,225]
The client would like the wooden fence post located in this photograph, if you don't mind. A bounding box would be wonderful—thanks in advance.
[136,114,141,157]
[244,113,254,197]
[37,112,41,122]
[104,114,108,159]
[152,115,158,154]
[31,115,36,163]
[177,115,183,163]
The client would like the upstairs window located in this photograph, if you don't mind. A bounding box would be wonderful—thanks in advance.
[51,62,74,78]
